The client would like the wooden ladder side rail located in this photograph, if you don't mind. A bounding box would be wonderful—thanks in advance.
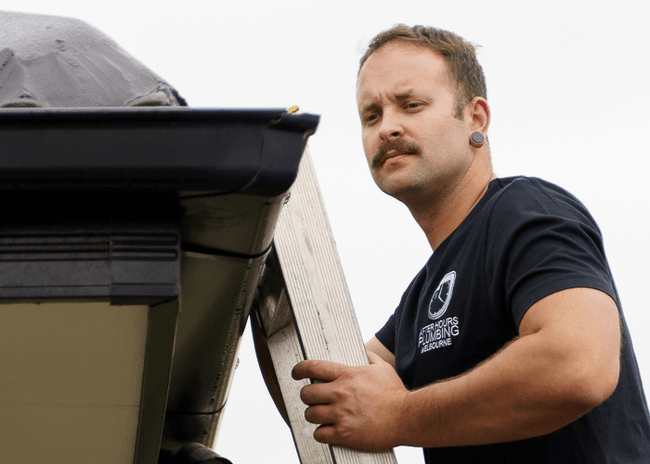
[254,148,398,464]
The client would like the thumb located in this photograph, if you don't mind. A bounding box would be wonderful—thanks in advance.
[367,350,388,365]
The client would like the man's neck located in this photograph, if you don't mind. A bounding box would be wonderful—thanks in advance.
[409,163,495,251]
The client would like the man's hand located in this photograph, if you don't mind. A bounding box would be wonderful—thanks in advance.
[292,351,408,451]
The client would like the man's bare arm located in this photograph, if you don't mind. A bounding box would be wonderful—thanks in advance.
[366,337,395,367]
[292,287,621,450]
[251,313,289,424]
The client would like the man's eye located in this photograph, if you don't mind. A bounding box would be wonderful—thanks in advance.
[365,113,379,124]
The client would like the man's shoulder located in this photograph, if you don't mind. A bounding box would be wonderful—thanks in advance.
[490,175,575,202]
[470,175,602,257]
[485,176,590,220]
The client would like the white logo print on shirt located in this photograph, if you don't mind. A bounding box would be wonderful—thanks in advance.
[428,271,456,320]
[419,271,461,354]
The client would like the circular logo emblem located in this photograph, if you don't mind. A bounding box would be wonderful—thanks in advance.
[428,271,456,320]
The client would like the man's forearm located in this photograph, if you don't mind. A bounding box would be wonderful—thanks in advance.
[396,330,616,448]
[251,312,290,424]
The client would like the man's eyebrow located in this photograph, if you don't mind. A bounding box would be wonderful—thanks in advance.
[394,89,416,99]
[359,88,421,113]
[359,100,380,116]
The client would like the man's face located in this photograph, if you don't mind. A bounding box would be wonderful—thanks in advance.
[356,42,473,205]
[0,12,181,108]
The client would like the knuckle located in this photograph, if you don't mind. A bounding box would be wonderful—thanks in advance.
[331,387,350,403]
[310,359,326,374]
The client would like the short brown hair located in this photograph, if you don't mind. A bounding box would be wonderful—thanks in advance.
[359,25,487,118]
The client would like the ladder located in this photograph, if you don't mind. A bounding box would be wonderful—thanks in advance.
[253,148,398,464]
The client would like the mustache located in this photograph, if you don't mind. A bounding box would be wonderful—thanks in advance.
[372,139,422,168]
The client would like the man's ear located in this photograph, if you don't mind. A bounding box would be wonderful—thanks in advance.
[468,96,490,134]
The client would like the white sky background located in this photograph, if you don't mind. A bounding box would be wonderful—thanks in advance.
[3,1,649,463]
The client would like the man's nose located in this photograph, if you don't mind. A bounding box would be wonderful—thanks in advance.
[378,111,403,141]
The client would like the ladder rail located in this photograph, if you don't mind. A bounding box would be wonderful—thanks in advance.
[254,148,398,464]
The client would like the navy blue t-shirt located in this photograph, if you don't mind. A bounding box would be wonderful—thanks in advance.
[376,177,650,463]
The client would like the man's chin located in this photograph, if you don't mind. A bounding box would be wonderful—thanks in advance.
[374,177,418,202]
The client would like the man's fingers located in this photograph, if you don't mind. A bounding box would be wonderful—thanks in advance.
[313,424,337,445]
[292,359,345,382]
[304,403,336,425]
[300,382,334,405]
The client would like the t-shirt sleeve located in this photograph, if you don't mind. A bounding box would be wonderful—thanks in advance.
[374,263,429,355]
[375,313,396,354]
[485,178,617,327]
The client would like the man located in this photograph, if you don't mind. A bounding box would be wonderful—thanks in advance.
[292,25,650,463]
